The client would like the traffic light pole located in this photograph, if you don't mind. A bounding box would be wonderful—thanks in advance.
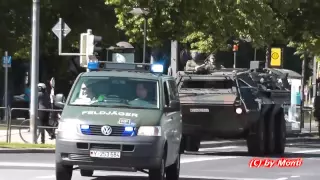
[30,0,40,144]
[57,18,86,56]
[53,19,102,71]
[143,16,147,63]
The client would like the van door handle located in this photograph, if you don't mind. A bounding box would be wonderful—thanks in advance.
[168,118,173,122]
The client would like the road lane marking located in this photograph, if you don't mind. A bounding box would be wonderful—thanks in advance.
[35,175,55,179]
[201,140,243,145]
[0,155,235,169]
[36,173,278,180]
[0,162,54,168]
[199,146,240,151]
[275,178,288,180]
[181,156,237,163]
[290,176,300,178]
[182,175,278,180]
[291,149,320,153]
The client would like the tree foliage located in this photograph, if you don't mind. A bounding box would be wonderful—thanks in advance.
[105,0,301,53]
[285,1,320,58]
[0,0,119,59]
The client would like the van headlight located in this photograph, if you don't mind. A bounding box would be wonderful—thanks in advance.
[57,120,78,137]
[137,126,161,136]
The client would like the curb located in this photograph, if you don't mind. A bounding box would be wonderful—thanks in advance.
[0,148,55,153]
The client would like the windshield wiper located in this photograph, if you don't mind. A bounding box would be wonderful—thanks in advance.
[69,104,101,107]
[108,105,149,109]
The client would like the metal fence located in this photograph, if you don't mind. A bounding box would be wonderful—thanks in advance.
[302,107,316,133]
[0,107,62,143]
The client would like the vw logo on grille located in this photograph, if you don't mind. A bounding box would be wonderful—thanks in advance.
[101,125,112,136]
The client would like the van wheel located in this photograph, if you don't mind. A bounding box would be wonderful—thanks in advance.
[274,110,286,155]
[149,155,165,180]
[185,136,200,152]
[55,162,73,180]
[246,115,265,156]
[166,154,180,180]
[80,169,94,177]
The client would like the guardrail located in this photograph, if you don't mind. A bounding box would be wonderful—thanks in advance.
[0,107,62,143]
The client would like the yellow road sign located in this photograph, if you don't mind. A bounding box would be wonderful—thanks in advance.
[270,48,282,67]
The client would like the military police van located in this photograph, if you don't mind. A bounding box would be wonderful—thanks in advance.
[54,62,182,180]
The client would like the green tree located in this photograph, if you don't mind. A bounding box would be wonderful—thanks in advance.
[285,1,320,58]
[0,0,119,59]
[105,0,300,53]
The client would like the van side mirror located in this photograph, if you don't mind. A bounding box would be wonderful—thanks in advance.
[164,100,180,112]
[54,94,65,109]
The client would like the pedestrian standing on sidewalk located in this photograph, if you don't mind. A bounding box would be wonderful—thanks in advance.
[37,83,54,144]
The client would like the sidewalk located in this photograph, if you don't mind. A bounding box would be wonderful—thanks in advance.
[0,129,55,144]
[302,122,318,133]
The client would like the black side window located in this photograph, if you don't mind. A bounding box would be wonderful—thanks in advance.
[168,80,179,101]
[238,80,249,87]
[163,81,170,107]
[238,79,258,110]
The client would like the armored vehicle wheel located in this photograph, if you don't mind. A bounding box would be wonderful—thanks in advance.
[185,136,200,152]
[246,116,265,156]
[80,169,94,177]
[265,111,275,155]
[179,136,186,154]
[273,110,286,155]
[166,154,180,180]
[317,121,320,138]
[149,155,165,180]
[55,162,73,180]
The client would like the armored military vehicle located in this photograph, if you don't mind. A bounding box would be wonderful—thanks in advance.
[176,60,290,156]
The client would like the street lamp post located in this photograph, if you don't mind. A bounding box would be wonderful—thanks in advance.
[129,8,149,63]
[233,40,239,68]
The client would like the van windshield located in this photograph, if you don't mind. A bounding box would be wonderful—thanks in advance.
[68,77,159,109]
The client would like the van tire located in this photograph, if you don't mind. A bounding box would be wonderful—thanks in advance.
[55,162,73,180]
[149,155,165,180]
[80,169,94,177]
[185,136,200,152]
[247,116,265,156]
[166,154,180,180]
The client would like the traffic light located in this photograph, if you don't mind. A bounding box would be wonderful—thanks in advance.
[80,33,88,67]
[86,34,103,56]
[79,30,103,68]
[233,44,239,52]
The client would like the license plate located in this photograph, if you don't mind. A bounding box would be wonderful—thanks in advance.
[90,150,121,158]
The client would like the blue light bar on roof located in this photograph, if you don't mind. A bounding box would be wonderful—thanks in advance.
[87,60,99,70]
[86,61,163,73]
[151,64,163,73]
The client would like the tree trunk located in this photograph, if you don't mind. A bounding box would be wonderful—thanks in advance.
[300,52,307,129]
[265,46,270,68]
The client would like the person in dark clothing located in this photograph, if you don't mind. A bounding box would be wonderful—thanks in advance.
[38,83,55,143]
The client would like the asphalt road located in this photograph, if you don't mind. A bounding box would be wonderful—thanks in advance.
[1,138,320,180]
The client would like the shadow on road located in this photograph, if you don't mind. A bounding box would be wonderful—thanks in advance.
[91,176,224,180]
